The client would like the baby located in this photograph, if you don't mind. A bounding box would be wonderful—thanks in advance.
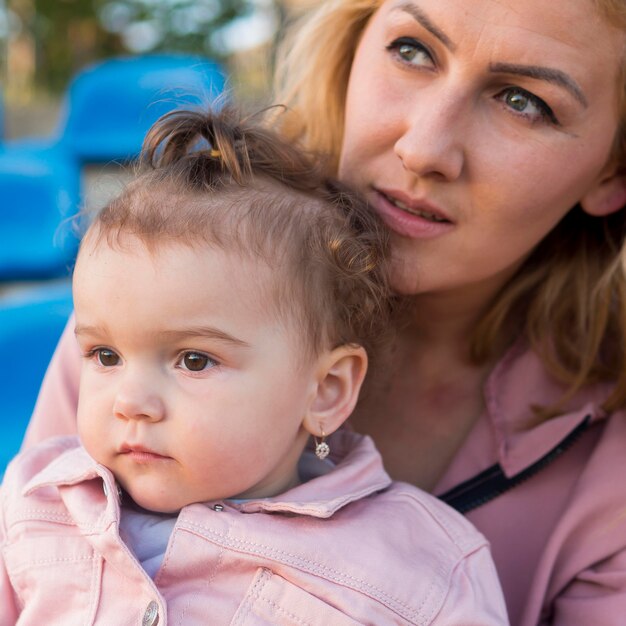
[0,107,508,625]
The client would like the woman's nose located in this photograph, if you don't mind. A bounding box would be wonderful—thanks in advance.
[394,93,466,182]
[113,375,165,423]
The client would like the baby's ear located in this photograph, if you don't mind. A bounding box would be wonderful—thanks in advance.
[302,345,368,438]
[580,169,626,217]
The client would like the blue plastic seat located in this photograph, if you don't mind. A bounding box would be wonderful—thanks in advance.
[59,54,226,163]
[0,54,224,281]
[0,282,74,476]
[0,147,80,280]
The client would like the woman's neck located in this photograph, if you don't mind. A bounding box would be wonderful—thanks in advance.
[354,285,511,490]
[398,286,494,354]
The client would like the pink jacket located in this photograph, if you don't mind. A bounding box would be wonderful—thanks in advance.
[433,340,626,625]
[23,318,626,625]
[1,430,507,625]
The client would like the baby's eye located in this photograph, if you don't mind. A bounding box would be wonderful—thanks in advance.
[94,348,120,367]
[178,351,218,372]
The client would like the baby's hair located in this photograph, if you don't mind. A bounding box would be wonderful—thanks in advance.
[85,105,391,358]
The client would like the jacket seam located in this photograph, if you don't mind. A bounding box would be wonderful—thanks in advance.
[231,567,271,626]
[181,521,430,623]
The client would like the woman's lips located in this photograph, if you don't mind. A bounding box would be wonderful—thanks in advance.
[372,189,455,239]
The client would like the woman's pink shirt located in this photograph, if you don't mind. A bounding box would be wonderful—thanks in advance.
[23,317,626,625]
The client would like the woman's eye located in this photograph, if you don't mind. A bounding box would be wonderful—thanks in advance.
[387,37,434,68]
[179,351,217,372]
[94,348,120,367]
[498,88,558,125]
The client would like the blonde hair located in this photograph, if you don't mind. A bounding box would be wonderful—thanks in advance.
[272,0,381,173]
[272,0,626,417]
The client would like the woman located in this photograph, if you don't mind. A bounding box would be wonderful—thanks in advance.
[23,0,626,623]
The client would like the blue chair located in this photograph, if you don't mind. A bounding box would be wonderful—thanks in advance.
[0,282,74,476]
[59,54,227,163]
[0,147,80,280]
[3,54,226,166]
[0,54,225,281]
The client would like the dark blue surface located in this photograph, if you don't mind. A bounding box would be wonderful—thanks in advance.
[0,54,226,281]
[0,282,74,476]
[0,146,80,280]
[59,54,227,163]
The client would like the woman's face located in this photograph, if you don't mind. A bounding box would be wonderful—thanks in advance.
[339,0,626,296]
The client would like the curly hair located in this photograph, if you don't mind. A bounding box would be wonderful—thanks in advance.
[84,105,391,359]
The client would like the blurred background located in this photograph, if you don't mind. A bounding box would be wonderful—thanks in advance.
[1,0,316,137]
[0,0,317,474]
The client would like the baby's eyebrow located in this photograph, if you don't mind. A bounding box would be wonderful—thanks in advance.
[74,324,106,338]
[157,327,251,348]
[75,324,251,348]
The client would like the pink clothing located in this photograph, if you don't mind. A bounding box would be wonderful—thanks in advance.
[1,431,507,625]
[433,340,626,625]
[23,316,82,446]
[24,317,626,624]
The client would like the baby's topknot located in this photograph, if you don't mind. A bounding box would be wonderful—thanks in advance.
[141,105,330,193]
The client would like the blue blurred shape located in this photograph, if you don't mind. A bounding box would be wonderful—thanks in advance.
[0,282,73,476]
[59,54,227,163]
[0,87,4,140]
[0,147,80,280]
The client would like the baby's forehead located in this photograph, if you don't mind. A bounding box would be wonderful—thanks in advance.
[79,224,287,280]
[79,169,375,357]
[77,225,318,350]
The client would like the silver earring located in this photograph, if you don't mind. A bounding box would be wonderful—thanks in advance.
[314,430,330,460]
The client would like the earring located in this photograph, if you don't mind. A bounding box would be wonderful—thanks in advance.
[314,430,330,460]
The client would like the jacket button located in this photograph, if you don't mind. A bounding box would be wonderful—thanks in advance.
[142,600,159,626]
[102,481,122,501]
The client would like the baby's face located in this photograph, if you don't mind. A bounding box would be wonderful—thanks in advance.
[73,234,317,513]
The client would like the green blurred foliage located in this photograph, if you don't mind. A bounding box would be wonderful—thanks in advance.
[29,0,120,92]
[14,0,261,93]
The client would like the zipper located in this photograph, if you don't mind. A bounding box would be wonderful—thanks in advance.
[438,415,592,514]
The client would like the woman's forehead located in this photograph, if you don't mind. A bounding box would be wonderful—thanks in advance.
[374,0,623,43]
[372,0,625,92]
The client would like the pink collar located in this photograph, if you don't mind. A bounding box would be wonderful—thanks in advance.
[484,340,609,477]
[23,431,392,520]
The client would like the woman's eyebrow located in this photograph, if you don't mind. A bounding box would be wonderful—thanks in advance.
[393,3,588,109]
[394,2,456,51]
[490,63,588,107]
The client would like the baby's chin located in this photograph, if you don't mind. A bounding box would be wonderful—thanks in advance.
[124,488,186,515]
[115,476,190,514]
